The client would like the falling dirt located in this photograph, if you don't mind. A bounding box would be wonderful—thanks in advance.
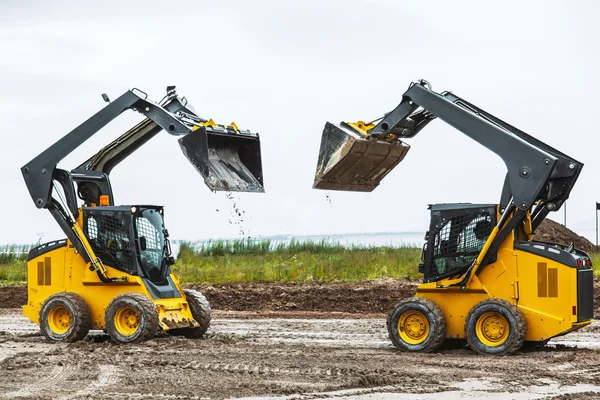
[225,192,247,236]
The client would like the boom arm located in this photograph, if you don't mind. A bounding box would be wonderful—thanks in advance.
[21,86,264,276]
[369,81,582,222]
[313,80,582,287]
[20,89,200,273]
[371,81,582,281]
[22,88,194,211]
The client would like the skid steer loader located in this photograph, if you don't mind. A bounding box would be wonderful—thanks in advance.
[21,86,263,344]
[313,80,594,355]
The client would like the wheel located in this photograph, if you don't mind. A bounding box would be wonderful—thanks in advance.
[387,297,446,352]
[465,298,526,355]
[168,289,212,338]
[39,292,91,342]
[105,293,158,344]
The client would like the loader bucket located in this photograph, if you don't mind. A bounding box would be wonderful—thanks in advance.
[313,122,410,192]
[179,126,264,193]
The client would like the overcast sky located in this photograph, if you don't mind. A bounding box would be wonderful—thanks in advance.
[1,0,599,244]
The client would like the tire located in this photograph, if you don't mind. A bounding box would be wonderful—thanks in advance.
[465,298,526,356]
[39,292,91,342]
[105,293,158,344]
[387,297,446,352]
[168,289,212,338]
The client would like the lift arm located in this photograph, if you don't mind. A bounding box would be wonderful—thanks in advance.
[369,81,581,219]
[370,80,582,280]
[20,89,200,274]
[314,80,582,287]
[22,88,194,211]
[21,87,263,277]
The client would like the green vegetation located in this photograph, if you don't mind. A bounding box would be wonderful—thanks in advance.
[593,254,600,275]
[0,241,599,285]
[0,245,30,283]
[174,239,423,284]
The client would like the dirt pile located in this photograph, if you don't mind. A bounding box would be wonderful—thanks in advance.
[0,287,26,309]
[3,277,600,317]
[189,278,418,315]
[0,280,418,313]
[535,218,596,252]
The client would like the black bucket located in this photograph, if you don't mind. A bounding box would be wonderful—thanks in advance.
[313,122,410,192]
[179,126,264,193]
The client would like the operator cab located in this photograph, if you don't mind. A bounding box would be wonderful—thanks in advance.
[419,203,496,283]
[418,203,594,283]
[82,205,174,285]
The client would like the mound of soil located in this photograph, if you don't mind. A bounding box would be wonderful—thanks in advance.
[0,287,26,309]
[188,278,418,315]
[535,218,596,252]
[2,277,600,318]
[0,280,418,314]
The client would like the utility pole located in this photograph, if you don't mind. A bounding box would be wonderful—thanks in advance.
[564,201,567,227]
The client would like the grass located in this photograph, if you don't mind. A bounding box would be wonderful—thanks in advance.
[0,244,30,283]
[0,240,599,285]
[593,254,600,274]
[174,239,423,284]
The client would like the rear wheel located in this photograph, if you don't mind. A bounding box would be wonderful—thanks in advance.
[40,292,91,342]
[105,293,158,344]
[168,289,212,338]
[465,298,525,355]
[387,297,446,352]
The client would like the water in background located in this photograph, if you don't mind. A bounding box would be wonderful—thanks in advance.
[171,232,426,257]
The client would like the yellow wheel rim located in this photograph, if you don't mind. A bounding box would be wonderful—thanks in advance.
[476,311,509,347]
[398,310,430,344]
[114,306,140,336]
[48,305,72,334]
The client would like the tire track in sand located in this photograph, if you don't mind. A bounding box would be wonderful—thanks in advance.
[4,364,78,398]
[58,364,119,400]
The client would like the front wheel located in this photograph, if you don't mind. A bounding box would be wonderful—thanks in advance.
[465,298,525,355]
[105,293,158,344]
[387,297,446,352]
[168,289,212,338]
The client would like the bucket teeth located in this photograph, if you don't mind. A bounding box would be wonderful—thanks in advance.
[313,122,410,192]
[179,126,264,193]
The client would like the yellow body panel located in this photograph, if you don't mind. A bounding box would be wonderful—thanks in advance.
[23,242,195,331]
[416,222,592,342]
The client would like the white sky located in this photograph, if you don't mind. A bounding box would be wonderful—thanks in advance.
[1,0,599,244]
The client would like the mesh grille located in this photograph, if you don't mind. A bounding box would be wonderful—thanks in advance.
[84,211,134,273]
[136,217,162,267]
[424,208,494,281]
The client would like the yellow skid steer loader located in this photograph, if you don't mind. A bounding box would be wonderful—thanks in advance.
[21,86,263,343]
[313,80,593,355]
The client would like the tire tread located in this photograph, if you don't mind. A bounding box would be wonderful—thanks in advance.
[465,298,526,356]
[40,292,91,343]
[105,292,158,344]
[386,297,446,352]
